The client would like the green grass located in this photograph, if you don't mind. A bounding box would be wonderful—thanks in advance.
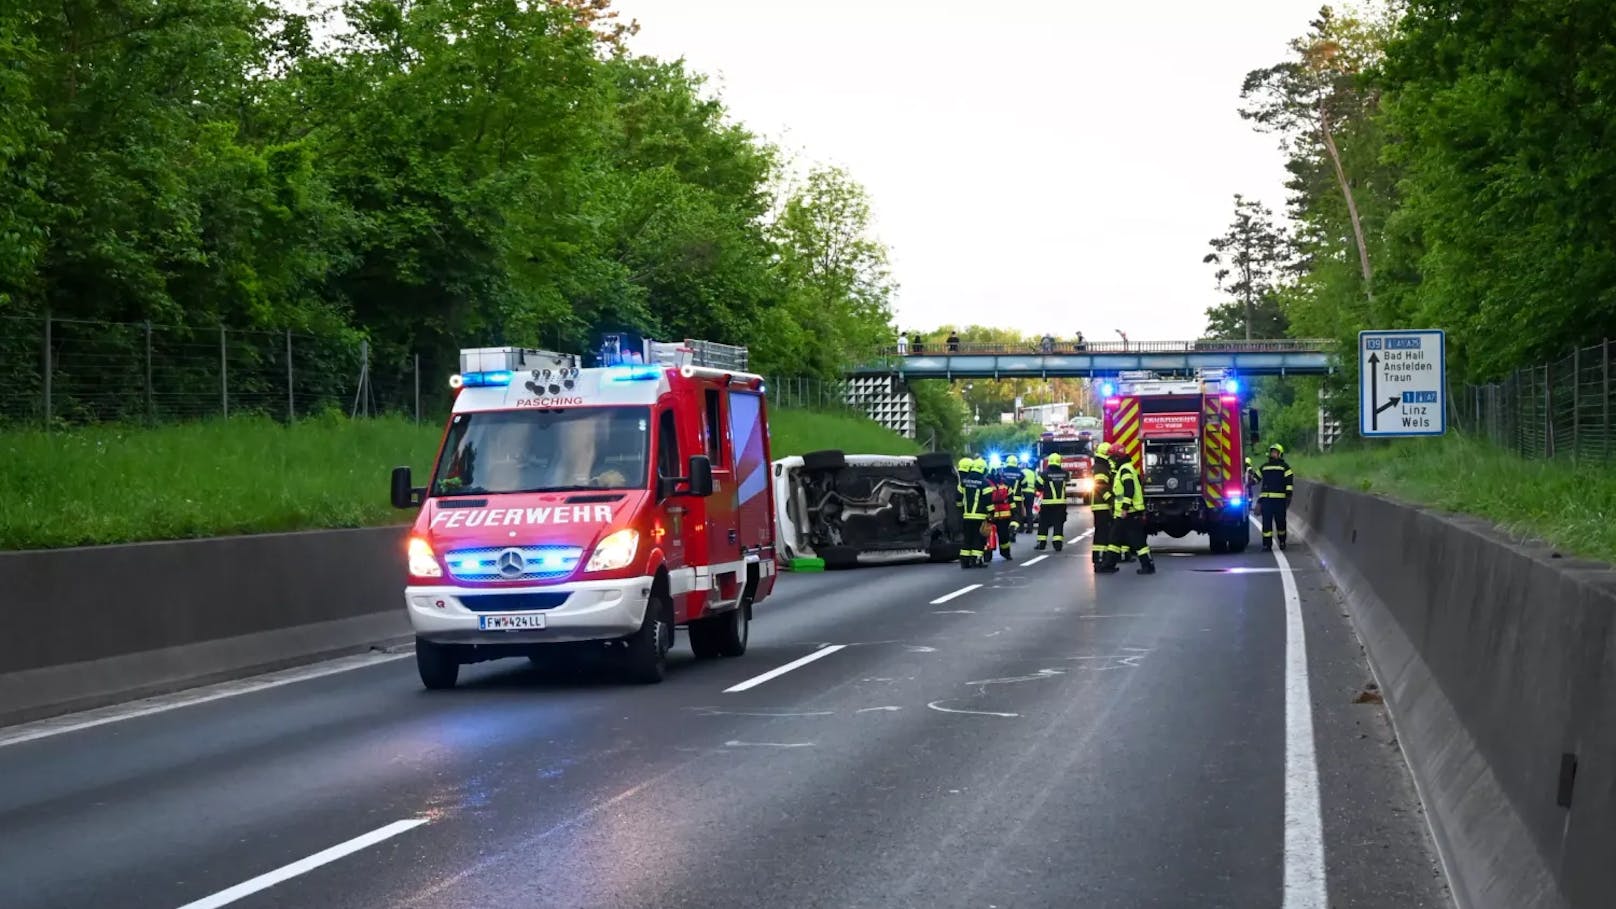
[769,408,922,459]
[1,406,919,549]
[1295,434,1616,564]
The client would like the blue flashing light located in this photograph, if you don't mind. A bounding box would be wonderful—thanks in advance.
[1228,494,1244,508]
[458,370,513,388]
[1018,449,1033,464]
[988,452,1003,469]
[1223,378,1240,394]
[606,365,662,382]
[1100,381,1116,397]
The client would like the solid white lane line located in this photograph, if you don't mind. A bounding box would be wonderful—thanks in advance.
[174,818,428,909]
[1263,520,1328,907]
[723,644,847,693]
[0,650,411,748]
[1021,555,1049,566]
[929,584,982,605]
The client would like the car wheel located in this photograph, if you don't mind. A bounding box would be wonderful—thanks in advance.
[623,587,672,684]
[416,638,460,690]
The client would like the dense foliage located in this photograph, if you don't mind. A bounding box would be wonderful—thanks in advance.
[0,0,895,383]
[1222,1,1616,431]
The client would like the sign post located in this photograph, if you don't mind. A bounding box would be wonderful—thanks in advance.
[1358,329,1446,437]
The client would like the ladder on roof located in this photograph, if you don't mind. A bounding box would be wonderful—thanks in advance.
[645,338,750,371]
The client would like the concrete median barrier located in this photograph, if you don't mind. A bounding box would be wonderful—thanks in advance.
[1291,480,1616,909]
[0,527,411,726]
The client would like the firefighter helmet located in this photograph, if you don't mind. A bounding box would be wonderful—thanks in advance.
[957,457,973,471]
[1047,453,1062,465]
[1095,441,1113,458]
[1270,443,1285,455]
[1005,454,1019,467]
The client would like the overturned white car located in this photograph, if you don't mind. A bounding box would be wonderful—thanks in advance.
[772,450,964,569]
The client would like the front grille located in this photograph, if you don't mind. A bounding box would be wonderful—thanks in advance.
[444,545,583,582]
[460,592,571,612]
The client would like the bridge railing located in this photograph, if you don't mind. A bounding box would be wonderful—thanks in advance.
[874,338,1335,358]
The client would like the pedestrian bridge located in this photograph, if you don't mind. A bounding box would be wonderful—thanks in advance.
[846,339,1337,379]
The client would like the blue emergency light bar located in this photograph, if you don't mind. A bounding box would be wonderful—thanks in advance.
[1019,449,1033,463]
[606,365,662,382]
[1223,378,1240,394]
[450,370,514,389]
[1099,381,1116,397]
[988,452,1003,469]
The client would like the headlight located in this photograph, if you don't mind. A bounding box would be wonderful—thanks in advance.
[407,536,442,578]
[586,529,640,572]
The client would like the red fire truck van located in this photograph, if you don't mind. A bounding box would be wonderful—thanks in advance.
[390,338,777,688]
[1100,368,1257,553]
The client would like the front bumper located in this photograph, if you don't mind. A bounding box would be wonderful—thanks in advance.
[406,575,654,645]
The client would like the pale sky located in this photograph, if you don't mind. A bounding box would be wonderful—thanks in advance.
[614,0,1317,341]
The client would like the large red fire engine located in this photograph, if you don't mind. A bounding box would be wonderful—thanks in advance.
[1100,368,1255,553]
[390,337,777,688]
[1036,419,1099,503]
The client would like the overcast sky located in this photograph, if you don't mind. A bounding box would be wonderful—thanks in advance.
[614,0,1316,341]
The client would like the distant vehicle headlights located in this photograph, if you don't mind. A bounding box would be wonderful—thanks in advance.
[1074,477,1094,494]
[586,529,640,572]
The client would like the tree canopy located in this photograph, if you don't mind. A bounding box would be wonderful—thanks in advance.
[0,0,896,382]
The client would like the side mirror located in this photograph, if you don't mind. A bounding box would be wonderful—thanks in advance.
[686,455,714,498]
[1247,408,1261,443]
[391,466,425,509]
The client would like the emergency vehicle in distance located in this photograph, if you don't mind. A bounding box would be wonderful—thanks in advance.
[1100,368,1256,553]
[1036,419,1099,503]
[389,337,777,689]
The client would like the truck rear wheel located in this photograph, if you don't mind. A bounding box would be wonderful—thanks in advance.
[1227,521,1251,553]
[623,587,672,684]
[1209,533,1229,555]
[689,604,749,659]
[416,638,460,690]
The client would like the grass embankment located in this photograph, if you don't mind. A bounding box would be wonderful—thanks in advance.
[1,407,920,549]
[1295,435,1616,564]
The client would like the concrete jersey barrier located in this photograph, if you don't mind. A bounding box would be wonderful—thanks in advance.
[0,526,411,726]
[1291,480,1616,909]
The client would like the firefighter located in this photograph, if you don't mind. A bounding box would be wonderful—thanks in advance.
[1020,457,1039,528]
[1113,453,1155,575]
[990,471,1016,561]
[957,456,989,568]
[1259,443,1295,550]
[1000,455,1024,539]
[1035,453,1070,551]
[1089,442,1117,571]
[1245,456,1261,505]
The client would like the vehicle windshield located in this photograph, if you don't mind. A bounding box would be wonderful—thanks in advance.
[1044,439,1093,457]
[430,407,650,496]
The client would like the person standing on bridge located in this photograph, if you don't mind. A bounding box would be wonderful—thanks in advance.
[1259,444,1295,551]
[1090,442,1118,572]
[957,457,990,569]
[1113,454,1155,575]
[1035,454,1070,551]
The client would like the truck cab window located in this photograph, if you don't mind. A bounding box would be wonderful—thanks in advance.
[656,410,680,480]
[704,388,724,465]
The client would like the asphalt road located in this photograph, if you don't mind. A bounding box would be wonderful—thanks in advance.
[0,519,1451,909]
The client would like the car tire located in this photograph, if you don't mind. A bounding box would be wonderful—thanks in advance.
[802,449,847,471]
[916,452,957,479]
[623,587,672,684]
[820,545,859,570]
[416,638,460,690]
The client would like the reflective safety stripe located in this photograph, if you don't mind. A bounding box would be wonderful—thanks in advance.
[1260,492,1288,498]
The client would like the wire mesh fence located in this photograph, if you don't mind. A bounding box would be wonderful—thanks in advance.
[1,315,429,428]
[0,315,873,431]
[1454,340,1615,463]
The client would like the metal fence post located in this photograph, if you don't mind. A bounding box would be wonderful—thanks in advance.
[42,311,52,430]
[144,320,154,425]
[1604,338,1611,463]
[1572,347,1580,463]
[414,353,421,424]
[219,325,229,419]
[286,329,295,422]
[1544,363,1553,459]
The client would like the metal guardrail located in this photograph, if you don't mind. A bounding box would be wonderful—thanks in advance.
[880,339,1334,357]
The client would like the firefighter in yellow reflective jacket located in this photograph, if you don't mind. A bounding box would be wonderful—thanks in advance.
[1034,453,1069,551]
[1020,460,1039,528]
[957,456,990,568]
[1259,443,1295,551]
[1000,455,1025,537]
[1089,442,1117,570]
[1113,454,1155,575]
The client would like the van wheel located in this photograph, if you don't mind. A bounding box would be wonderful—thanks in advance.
[820,546,859,570]
[416,638,460,690]
[623,588,672,684]
[802,449,847,471]
[690,603,749,659]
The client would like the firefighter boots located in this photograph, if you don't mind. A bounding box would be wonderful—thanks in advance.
[1136,554,1156,575]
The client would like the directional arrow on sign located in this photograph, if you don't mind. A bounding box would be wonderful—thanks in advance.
[1367,353,1402,430]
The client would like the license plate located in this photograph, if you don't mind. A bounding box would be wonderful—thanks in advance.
[478,613,547,631]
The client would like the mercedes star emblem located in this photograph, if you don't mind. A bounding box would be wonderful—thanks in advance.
[497,548,526,578]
